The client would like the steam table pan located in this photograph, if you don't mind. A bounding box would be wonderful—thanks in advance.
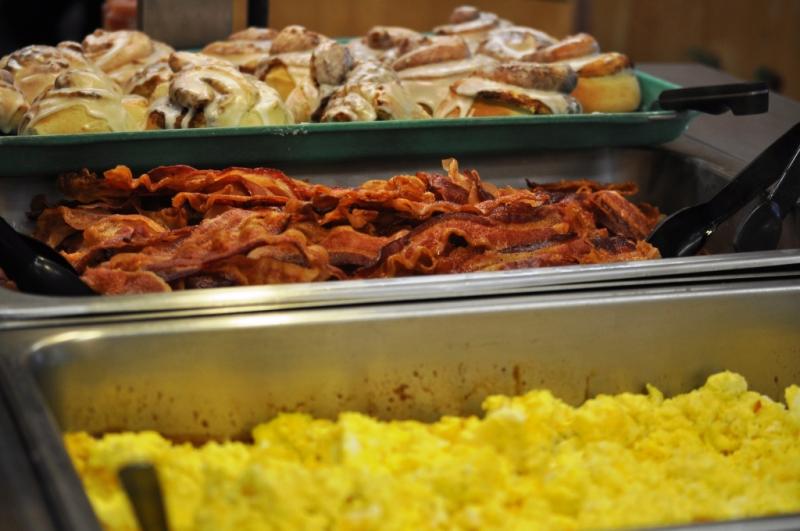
[1,142,799,326]
[1,278,799,530]
[0,72,691,178]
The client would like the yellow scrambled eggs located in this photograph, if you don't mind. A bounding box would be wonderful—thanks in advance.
[65,371,800,530]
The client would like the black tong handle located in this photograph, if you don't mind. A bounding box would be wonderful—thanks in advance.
[658,82,769,115]
[706,122,800,225]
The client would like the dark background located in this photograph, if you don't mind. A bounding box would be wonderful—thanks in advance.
[0,0,103,54]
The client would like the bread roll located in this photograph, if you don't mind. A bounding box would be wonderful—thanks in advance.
[438,62,581,118]
[82,29,173,86]
[392,36,496,116]
[18,68,146,135]
[0,43,92,102]
[321,60,427,122]
[147,59,293,129]
[434,6,509,51]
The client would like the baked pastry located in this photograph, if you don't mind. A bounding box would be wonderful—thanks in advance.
[81,29,173,86]
[0,43,92,102]
[147,56,293,129]
[476,26,557,62]
[201,40,273,74]
[254,25,329,101]
[438,62,581,118]
[525,34,641,113]
[228,27,278,41]
[391,35,496,116]
[347,26,426,64]
[18,68,147,135]
[0,70,28,133]
[202,27,277,74]
[434,5,509,51]
[320,60,427,122]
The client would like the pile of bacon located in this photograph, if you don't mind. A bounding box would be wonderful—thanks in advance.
[22,160,661,295]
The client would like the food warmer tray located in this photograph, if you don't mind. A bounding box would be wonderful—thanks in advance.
[1,139,799,327]
[0,72,693,178]
[1,277,799,530]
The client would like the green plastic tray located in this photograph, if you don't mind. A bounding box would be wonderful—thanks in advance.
[0,71,691,177]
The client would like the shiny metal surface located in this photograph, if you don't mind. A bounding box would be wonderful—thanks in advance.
[1,279,800,530]
[1,139,799,325]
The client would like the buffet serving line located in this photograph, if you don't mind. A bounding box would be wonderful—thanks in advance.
[1,5,800,531]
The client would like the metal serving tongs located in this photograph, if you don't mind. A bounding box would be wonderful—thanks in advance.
[0,216,95,295]
[119,463,170,531]
[648,121,800,257]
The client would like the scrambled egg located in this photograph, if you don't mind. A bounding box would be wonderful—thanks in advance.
[65,371,800,531]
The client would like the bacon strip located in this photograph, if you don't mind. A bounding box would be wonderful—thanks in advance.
[24,160,662,295]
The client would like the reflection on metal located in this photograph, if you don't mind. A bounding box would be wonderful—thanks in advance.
[1,278,800,530]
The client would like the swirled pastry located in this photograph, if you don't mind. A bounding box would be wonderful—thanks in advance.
[147,58,293,129]
[477,26,557,62]
[392,36,496,116]
[228,27,278,41]
[438,62,581,118]
[254,25,330,100]
[201,40,273,74]
[0,43,92,102]
[126,52,230,100]
[434,6,509,51]
[81,29,173,86]
[0,70,28,133]
[347,26,427,65]
[320,60,427,122]
[18,68,147,135]
[525,34,640,113]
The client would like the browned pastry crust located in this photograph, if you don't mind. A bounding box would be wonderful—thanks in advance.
[321,60,427,122]
[81,29,173,86]
[477,26,557,62]
[201,40,273,74]
[474,62,578,93]
[392,36,471,71]
[228,27,278,41]
[524,33,600,63]
[311,40,353,87]
[365,26,425,52]
[572,52,633,78]
[435,7,502,36]
[269,25,327,55]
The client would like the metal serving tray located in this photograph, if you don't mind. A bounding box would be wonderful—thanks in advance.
[1,278,800,530]
[0,72,690,178]
[1,138,799,327]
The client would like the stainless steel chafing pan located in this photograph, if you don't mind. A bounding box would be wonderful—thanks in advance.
[1,138,799,327]
[1,278,800,530]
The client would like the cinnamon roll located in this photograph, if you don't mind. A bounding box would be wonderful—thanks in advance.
[438,62,581,118]
[254,25,330,101]
[348,26,427,64]
[147,59,293,129]
[201,40,273,74]
[228,27,278,41]
[320,60,427,122]
[434,5,509,52]
[391,35,496,116]
[526,34,640,113]
[0,43,92,102]
[18,68,147,135]
[477,26,557,62]
[81,29,173,86]
[0,70,28,133]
